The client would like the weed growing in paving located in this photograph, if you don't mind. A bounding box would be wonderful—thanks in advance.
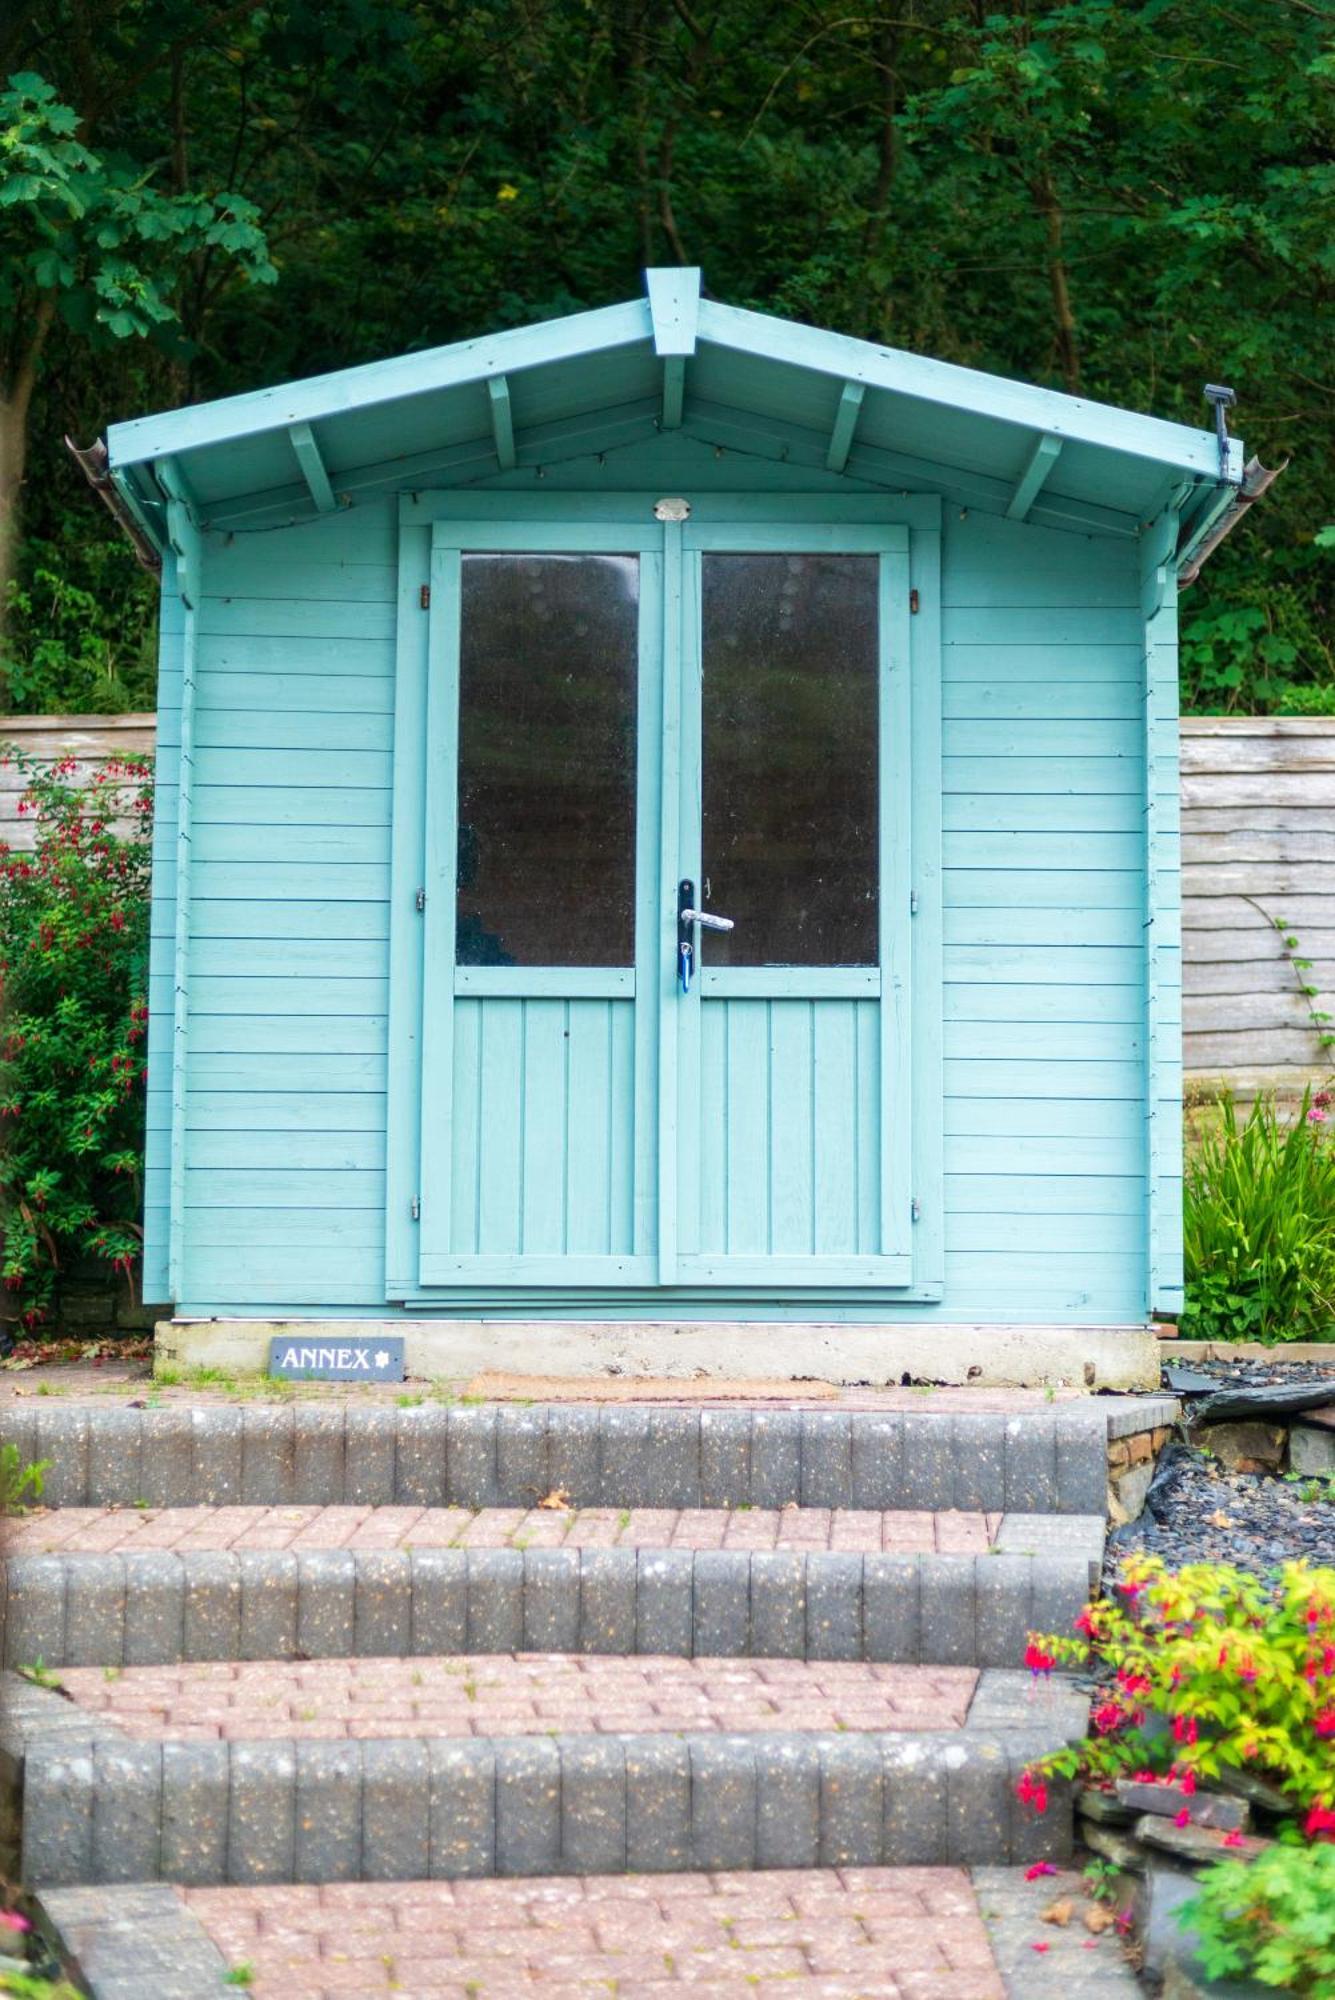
[1185,1845,1335,1995]
[0,1443,49,1516]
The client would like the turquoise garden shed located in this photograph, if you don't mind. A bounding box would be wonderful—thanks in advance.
[89,271,1262,1366]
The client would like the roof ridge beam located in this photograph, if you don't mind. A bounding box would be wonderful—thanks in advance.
[647,267,700,431]
[1006,434,1063,521]
[287,421,338,513]
[826,381,865,473]
[488,376,516,470]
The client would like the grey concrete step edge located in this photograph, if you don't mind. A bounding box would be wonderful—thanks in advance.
[2,1541,1102,1673]
[0,1400,1161,1514]
[8,1675,1087,1889]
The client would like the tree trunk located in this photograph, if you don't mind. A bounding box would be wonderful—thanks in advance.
[1032,173,1081,394]
[0,292,58,697]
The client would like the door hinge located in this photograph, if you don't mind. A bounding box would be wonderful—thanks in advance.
[909,588,920,614]
[415,887,426,913]
[910,890,919,916]
[911,1198,921,1224]
[411,1196,421,1221]
[419,583,431,610]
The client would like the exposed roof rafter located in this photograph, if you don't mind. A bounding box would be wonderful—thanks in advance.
[1006,434,1062,521]
[488,376,516,470]
[825,382,865,473]
[287,421,338,513]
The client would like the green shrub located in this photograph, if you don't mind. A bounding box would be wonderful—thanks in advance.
[0,1444,50,1516]
[1184,1846,1335,1997]
[0,749,152,1325]
[1018,1557,1335,1825]
[1184,1092,1335,1343]
[1277,684,1335,717]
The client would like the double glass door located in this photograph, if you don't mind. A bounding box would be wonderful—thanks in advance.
[415,509,913,1290]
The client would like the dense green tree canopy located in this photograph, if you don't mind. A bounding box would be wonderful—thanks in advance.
[2,0,1331,713]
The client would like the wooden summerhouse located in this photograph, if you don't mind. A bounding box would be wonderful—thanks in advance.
[92,271,1257,1371]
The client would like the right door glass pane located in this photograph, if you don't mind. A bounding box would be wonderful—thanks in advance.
[700,552,879,966]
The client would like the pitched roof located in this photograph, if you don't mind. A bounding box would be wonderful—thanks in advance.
[104,267,1242,554]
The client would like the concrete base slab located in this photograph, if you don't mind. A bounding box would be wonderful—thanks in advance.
[156,1317,1162,1392]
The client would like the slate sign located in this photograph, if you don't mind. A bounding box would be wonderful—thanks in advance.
[269,1336,406,1382]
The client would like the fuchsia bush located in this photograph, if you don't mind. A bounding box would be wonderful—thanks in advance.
[1018,1556,1335,1836]
[0,748,152,1324]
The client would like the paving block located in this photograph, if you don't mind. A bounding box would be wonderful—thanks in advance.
[139,1408,195,1510]
[749,1408,801,1506]
[362,1739,430,1881]
[560,1736,627,1874]
[648,1408,702,1507]
[1030,1555,1097,1644]
[191,1408,243,1505]
[409,1549,467,1656]
[863,1554,921,1664]
[800,1411,853,1507]
[21,1739,97,1886]
[635,1549,694,1657]
[393,1405,449,1507]
[850,1412,903,1510]
[292,1404,346,1505]
[1005,1417,1058,1513]
[881,1735,949,1864]
[35,1406,90,1508]
[4,1556,66,1670]
[428,1740,496,1877]
[749,1551,806,1659]
[296,1550,357,1659]
[578,1548,637,1655]
[228,1740,297,1883]
[241,1405,296,1505]
[1056,1408,1113,1514]
[123,1552,185,1667]
[294,1739,363,1883]
[951,1415,1006,1511]
[973,1554,1034,1670]
[354,1550,411,1657]
[1007,1732,1075,1864]
[899,1415,955,1510]
[947,1735,1011,1864]
[819,1734,884,1865]
[805,1551,863,1661]
[754,1735,820,1869]
[919,1554,977,1666]
[160,1739,230,1885]
[699,1410,750,1508]
[690,1737,757,1870]
[345,1406,397,1504]
[238,1551,297,1661]
[86,1409,143,1509]
[91,1739,162,1882]
[625,1734,692,1874]
[64,1556,126,1669]
[495,1738,561,1875]
[182,1553,242,1663]
[39,1881,231,2000]
[495,1402,548,1507]
[446,1405,499,1507]
[545,1405,599,1505]
[597,1408,655,1509]
[465,1549,524,1653]
[521,1548,581,1652]
[692,1550,751,1657]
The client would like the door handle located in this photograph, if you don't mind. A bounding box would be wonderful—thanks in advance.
[677,879,734,994]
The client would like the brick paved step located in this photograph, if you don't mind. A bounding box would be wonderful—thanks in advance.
[35,1863,1143,1999]
[4,1667,1084,1888]
[3,1522,1102,1671]
[1,1401,1119,1514]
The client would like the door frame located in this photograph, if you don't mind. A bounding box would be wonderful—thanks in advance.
[385,489,944,1306]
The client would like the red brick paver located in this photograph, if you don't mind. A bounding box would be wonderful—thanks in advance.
[58,1656,977,1742]
[183,1866,1005,1997]
[6,1504,1000,1556]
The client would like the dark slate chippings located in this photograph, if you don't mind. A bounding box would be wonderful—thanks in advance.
[1108,1436,1335,1588]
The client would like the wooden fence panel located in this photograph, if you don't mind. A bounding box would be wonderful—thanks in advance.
[1182,717,1335,1097]
[0,714,155,852]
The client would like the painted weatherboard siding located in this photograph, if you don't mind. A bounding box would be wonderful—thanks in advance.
[1182,717,1335,1096]
[154,488,1151,1321]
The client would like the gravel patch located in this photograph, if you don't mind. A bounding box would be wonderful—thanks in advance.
[1106,1441,1335,1584]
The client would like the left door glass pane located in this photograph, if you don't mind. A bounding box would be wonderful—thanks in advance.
[456,553,639,967]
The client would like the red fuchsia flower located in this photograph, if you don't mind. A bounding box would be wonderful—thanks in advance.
[1305,1806,1335,1841]
[1016,1772,1049,1815]
[1223,1830,1245,1850]
[1030,1942,1051,1954]
[1074,1606,1099,1637]
[1116,1669,1151,1697]
[1025,1863,1057,1881]
[0,1912,31,1934]
[1025,1641,1056,1677]
[1316,1711,1335,1739]
[1093,1702,1125,1735]
[1174,1808,1191,1828]
[1173,1716,1199,1746]
[1180,1771,1197,1797]
[1116,1578,1145,1600]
